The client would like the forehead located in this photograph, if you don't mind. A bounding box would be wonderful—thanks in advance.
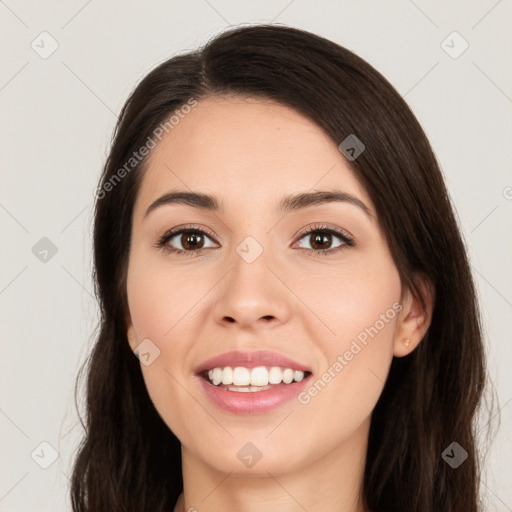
[134,96,373,217]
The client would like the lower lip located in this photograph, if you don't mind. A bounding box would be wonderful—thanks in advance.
[196,374,312,414]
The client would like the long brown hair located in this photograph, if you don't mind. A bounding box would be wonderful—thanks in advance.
[71,23,496,512]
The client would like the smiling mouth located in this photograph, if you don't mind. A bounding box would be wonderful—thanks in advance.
[199,368,313,392]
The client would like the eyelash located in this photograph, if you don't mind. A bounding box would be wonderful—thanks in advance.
[154,223,355,257]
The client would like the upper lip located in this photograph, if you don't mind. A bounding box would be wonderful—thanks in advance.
[194,350,313,375]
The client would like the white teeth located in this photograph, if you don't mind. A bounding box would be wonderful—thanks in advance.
[233,367,250,386]
[225,384,273,392]
[250,366,269,386]
[282,368,293,384]
[221,367,233,385]
[211,368,223,385]
[293,370,304,382]
[205,366,307,387]
[269,367,282,384]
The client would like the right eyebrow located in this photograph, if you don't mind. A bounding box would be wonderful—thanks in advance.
[144,191,220,219]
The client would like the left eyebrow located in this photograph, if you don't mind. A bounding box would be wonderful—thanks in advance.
[278,190,373,221]
[143,189,373,221]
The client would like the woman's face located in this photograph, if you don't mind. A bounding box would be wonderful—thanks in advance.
[125,96,410,476]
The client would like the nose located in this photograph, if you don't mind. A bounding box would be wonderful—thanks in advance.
[211,249,292,331]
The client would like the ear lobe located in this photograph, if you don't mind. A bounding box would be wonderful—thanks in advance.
[393,273,435,357]
[125,312,138,352]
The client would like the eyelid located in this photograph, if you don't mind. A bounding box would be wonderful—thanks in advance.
[293,222,354,243]
[157,223,217,242]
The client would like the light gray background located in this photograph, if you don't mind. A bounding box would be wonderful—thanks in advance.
[1,1,511,511]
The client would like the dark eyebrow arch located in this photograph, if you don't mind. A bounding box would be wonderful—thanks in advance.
[144,191,220,218]
[144,190,373,221]
[279,190,373,220]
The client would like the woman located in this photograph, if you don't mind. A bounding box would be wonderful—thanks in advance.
[71,24,493,512]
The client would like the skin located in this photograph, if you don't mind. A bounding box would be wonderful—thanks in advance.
[125,96,433,512]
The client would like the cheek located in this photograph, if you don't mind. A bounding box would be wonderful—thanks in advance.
[126,251,201,341]
[293,259,401,418]
[125,253,206,424]
[126,259,193,434]
[294,253,401,347]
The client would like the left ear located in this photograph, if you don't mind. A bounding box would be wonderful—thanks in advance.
[393,272,435,357]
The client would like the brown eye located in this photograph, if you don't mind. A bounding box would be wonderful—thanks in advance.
[296,227,351,254]
[157,227,218,255]
[308,232,334,251]
[180,232,205,251]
